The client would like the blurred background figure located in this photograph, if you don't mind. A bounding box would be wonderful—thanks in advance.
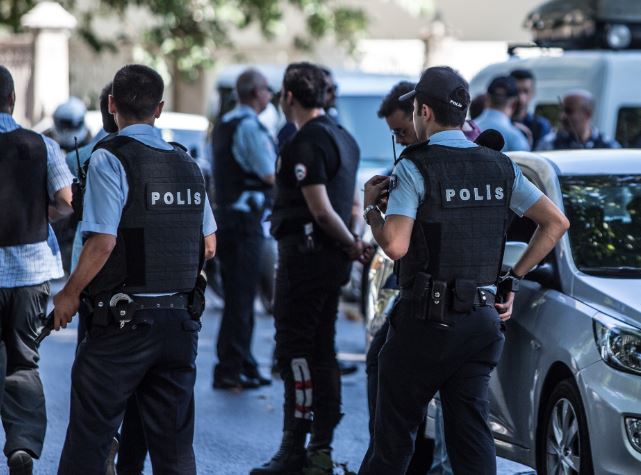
[537,90,620,151]
[45,97,92,153]
[469,94,486,121]
[509,68,551,150]
[475,75,531,152]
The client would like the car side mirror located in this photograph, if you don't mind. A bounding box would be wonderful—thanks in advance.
[526,262,557,288]
[502,241,528,271]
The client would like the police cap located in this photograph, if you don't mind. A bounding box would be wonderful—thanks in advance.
[399,66,469,111]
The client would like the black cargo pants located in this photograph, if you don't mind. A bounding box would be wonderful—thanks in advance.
[274,241,351,436]
[57,307,199,475]
[359,300,505,475]
[214,210,264,381]
[0,283,48,459]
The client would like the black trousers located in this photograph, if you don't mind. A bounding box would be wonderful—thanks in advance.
[359,302,504,475]
[366,318,435,475]
[58,308,199,475]
[0,283,48,459]
[214,214,264,380]
[274,242,351,435]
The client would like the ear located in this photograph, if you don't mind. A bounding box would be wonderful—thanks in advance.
[155,100,164,118]
[286,91,294,106]
[108,95,117,115]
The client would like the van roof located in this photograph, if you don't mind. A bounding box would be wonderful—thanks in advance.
[512,149,641,176]
[215,64,414,96]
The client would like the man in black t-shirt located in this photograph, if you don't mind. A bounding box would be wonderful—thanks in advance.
[251,63,371,475]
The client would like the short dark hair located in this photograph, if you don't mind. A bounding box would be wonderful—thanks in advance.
[0,65,14,111]
[510,68,535,82]
[416,86,469,127]
[282,62,326,109]
[99,82,118,133]
[111,64,163,120]
[469,94,486,120]
[378,81,416,119]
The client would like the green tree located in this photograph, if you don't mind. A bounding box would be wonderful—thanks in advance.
[2,0,367,76]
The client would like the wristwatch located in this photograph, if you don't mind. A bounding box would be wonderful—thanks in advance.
[363,204,379,225]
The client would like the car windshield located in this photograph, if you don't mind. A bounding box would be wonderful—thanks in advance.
[561,175,641,277]
[336,96,396,170]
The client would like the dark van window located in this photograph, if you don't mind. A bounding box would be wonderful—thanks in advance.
[616,107,641,148]
[534,103,561,129]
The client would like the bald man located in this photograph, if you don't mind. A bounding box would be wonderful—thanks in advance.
[537,90,620,150]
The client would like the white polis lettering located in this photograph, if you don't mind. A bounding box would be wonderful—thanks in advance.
[486,184,492,200]
[194,192,202,205]
[444,185,505,203]
[459,189,471,201]
[164,192,175,205]
[176,192,185,205]
[445,189,456,202]
[495,187,504,200]
[151,192,161,205]
[474,188,484,200]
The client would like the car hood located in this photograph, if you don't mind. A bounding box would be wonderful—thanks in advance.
[574,275,641,328]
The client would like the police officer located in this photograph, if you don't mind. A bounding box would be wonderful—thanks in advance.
[212,68,275,390]
[0,65,74,475]
[53,64,217,474]
[359,66,570,475]
[251,62,368,474]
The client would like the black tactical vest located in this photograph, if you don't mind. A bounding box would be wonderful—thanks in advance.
[212,116,272,207]
[271,119,360,240]
[397,144,515,288]
[0,129,48,247]
[86,136,205,295]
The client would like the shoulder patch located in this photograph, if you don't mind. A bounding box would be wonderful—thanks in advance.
[294,163,307,182]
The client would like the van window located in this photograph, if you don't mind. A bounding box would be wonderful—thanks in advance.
[534,103,560,129]
[615,107,641,148]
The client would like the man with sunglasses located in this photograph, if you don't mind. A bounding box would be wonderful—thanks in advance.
[537,90,620,151]
[212,68,276,390]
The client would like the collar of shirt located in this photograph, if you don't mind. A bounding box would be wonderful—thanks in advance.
[428,129,477,148]
[223,104,257,123]
[479,108,512,126]
[118,123,172,150]
[0,112,20,133]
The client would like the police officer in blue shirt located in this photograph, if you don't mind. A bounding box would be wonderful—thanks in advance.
[53,64,217,475]
[475,75,531,152]
[212,68,276,390]
[0,65,74,475]
[359,66,569,475]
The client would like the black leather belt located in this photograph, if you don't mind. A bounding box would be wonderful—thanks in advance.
[109,293,190,327]
[399,287,496,307]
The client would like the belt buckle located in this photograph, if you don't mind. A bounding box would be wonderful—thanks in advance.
[109,293,134,329]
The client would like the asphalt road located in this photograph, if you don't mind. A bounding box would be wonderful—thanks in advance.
[0,282,535,474]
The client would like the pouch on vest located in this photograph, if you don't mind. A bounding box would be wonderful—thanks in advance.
[188,271,207,320]
[452,279,477,313]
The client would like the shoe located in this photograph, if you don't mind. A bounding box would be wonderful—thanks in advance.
[213,374,261,390]
[250,430,307,475]
[7,450,33,475]
[244,368,272,386]
[105,436,119,475]
[306,448,334,474]
[338,360,358,376]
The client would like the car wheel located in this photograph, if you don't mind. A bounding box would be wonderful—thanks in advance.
[537,379,594,475]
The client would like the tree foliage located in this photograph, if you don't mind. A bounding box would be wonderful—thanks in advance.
[1,0,367,75]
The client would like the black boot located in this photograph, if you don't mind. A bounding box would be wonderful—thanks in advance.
[250,430,307,475]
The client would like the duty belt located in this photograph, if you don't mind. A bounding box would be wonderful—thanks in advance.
[399,287,496,307]
[94,292,190,328]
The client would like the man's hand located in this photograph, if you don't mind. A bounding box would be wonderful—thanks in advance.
[364,175,390,208]
[360,243,375,264]
[53,289,80,330]
[495,292,514,322]
[344,239,365,261]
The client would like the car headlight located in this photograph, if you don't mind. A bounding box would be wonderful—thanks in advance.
[593,313,641,376]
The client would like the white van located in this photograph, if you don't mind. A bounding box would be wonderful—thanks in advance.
[470,50,641,148]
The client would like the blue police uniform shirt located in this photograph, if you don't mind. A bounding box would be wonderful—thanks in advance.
[475,108,531,152]
[220,105,276,212]
[386,129,543,293]
[80,124,216,239]
[0,113,74,288]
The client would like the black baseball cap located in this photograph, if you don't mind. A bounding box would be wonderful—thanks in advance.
[398,66,469,111]
[487,75,518,98]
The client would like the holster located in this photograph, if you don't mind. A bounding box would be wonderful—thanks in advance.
[87,292,111,327]
[405,275,479,324]
[188,271,207,320]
